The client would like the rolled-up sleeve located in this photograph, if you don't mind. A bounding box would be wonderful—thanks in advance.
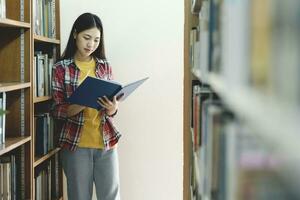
[51,63,69,120]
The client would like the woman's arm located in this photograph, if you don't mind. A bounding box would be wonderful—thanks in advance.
[51,64,69,120]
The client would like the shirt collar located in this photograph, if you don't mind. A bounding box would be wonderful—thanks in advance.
[64,57,105,70]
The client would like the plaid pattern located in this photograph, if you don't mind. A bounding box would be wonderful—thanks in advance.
[51,57,121,151]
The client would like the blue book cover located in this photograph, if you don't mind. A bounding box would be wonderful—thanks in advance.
[68,76,149,110]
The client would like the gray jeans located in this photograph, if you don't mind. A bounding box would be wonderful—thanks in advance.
[61,147,121,200]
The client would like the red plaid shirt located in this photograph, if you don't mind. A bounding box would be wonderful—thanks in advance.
[51,57,121,151]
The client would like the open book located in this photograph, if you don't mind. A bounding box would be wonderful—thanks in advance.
[68,76,149,110]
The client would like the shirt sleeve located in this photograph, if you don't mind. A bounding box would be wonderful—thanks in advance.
[51,63,69,120]
[104,60,114,80]
[103,60,118,118]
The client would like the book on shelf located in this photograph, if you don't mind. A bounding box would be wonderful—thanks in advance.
[68,76,149,110]
[43,54,49,96]
[191,81,210,151]
[191,0,203,14]
[223,121,298,200]
[190,148,201,200]
[49,0,56,38]
[192,83,201,150]
[35,113,54,156]
[0,154,16,200]
[198,0,210,83]
[33,0,56,38]
[207,103,223,199]
[208,0,222,74]
[198,100,222,199]
[221,0,250,86]
[250,0,272,90]
[0,0,6,19]
[189,27,199,73]
[190,80,200,128]
[0,163,2,199]
[0,98,2,144]
[35,53,45,97]
[34,51,53,97]
[35,161,52,200]
[270,0,300,105]
[0,92,6,144]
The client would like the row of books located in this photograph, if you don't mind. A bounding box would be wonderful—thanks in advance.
[0,92,6,144]
[35,154,61,200]
[0,154,16,200]
[33,0,56,38]
[189,27,200,78]
[190,0,300,104]
[0,0,5,18]
[190,85,299,199]
[35,164,51,200]
[189,0,210,83]
[35,113,55,156]
[0,150,31,200]
[191,0,202,14]
[34,51,54,97]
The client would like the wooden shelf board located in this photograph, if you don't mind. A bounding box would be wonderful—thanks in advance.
[208,73,300,160]
[34,147,61,168]
[0,136,31,156]
[34,34,60,44]
[0,82,31,92]
[34,96,52,103]
[0,18,30,28]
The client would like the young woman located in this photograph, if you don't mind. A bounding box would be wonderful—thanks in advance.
[51,12,121,200]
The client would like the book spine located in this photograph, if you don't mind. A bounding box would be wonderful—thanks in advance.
[0,163,3,199]
[2,92,6,144]
[0,97,3,144]
[221,0,251,86]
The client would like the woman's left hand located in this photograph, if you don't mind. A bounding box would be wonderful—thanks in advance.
[97,96,118,116]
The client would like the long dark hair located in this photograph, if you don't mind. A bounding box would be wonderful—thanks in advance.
[61,12,106,59]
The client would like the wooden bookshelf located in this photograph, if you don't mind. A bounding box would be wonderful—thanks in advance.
[32,0,63,199]
[0,0,32,199]
[0,0,63,199]
[184,0,300,199]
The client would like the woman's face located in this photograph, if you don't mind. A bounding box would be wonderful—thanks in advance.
[74,27,100,61]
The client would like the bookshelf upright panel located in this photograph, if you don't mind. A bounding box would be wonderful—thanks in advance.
[184,0,300,199]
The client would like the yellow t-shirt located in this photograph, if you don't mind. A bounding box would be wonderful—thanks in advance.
[75,58,104,149]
